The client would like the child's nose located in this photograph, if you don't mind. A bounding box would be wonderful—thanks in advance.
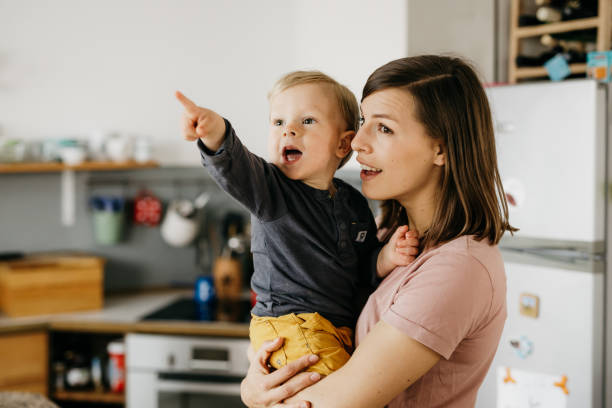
[283,125,297,137]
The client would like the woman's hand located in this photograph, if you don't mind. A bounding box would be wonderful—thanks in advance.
[241,337,322,408]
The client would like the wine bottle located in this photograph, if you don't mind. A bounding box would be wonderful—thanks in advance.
[561,0,598,20]
[541,34,587,53]
[536,0,598,23]
[536,6,563,23]
[518,14,541,26]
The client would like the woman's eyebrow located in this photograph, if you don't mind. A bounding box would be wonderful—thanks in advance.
[372,113,396,121]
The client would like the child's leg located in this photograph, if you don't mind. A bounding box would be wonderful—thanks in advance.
[249,312,353,376]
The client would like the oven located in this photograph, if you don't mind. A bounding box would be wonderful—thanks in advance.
[126,333,249,408]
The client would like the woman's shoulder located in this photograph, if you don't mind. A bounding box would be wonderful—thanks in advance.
[428,235,502,265]
[415,235,505,287]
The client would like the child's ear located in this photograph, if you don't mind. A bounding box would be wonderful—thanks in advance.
[336,130,356,158]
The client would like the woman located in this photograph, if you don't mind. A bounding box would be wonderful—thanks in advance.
[241,55,516,408]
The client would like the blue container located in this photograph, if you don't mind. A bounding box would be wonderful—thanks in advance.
[194,276,215,304]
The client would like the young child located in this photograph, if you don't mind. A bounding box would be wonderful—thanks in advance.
[176,71,418,375]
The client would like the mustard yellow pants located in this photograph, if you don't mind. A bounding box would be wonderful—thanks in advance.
[249,312,353,376]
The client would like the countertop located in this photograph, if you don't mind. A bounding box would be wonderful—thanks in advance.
[0,288,249,337]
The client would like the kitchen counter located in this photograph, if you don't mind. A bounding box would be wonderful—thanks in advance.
[0,288,249,337]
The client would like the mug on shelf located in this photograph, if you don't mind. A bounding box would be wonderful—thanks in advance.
[105,134,133,162]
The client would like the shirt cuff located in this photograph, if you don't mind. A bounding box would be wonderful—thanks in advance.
[197,118,232,156]
[381,309,454,359]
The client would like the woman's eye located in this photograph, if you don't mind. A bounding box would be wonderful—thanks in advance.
[303,117,315,125]
[378,123,392,134]
[359,117,365,126]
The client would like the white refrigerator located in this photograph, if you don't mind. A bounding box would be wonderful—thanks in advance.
[475,79,608,408]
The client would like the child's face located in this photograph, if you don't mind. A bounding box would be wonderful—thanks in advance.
[268,83,349,189]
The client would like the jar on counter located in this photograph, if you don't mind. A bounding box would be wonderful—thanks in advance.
[107,341,125,393]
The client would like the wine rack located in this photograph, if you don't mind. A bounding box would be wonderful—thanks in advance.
[508,0,612,83]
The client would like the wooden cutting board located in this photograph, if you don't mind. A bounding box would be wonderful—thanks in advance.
[0,254,105,317]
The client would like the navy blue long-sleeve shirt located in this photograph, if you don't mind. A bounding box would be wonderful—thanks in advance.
[198,120,381,328]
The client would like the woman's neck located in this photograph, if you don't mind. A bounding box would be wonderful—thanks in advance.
[399,192,438,236]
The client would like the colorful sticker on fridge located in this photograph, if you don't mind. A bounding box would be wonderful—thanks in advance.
[497,366,568,408]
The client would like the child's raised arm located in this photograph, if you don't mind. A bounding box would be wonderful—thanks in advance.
[175,90,226,152]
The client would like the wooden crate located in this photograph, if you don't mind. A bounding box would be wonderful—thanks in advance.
[0,255,104,317]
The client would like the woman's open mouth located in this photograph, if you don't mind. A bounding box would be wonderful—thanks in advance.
[282,146,303,164]
[360,163,382,180]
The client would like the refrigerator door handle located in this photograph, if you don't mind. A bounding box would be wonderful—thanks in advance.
[502,246,603,263]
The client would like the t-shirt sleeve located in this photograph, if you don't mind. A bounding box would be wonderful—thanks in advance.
[198,119,287,221]
[381,253,493,359]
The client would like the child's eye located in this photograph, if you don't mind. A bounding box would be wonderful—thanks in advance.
[359,117,365,126]
[273,119,283,126]
[378,123,393,134]
[303,117,315,125]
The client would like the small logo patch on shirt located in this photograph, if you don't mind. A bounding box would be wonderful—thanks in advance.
[355,230,367,243]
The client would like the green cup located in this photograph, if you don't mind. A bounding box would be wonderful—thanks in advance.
[93,210,124,245]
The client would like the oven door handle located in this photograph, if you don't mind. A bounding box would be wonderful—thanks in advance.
[189,360,230,371]
[157,379,242,395]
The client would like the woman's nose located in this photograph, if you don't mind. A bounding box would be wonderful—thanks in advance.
[351,129,370,153]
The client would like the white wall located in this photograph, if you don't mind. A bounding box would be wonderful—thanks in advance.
[0,0,407,166]
[407,0,496,83]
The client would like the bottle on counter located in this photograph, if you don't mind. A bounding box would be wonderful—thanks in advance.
[107,341,125,393]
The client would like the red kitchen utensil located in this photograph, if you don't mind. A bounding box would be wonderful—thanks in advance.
[133,190,162,227]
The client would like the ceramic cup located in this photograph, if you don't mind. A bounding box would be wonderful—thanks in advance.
[105,134,133,162]
[160,199,200,247]
[60,146,87,165]
[91,196,125,245]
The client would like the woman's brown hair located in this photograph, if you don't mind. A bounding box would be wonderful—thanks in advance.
[365,55,517,248]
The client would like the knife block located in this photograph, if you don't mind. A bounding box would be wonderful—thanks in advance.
[212,257,243,300]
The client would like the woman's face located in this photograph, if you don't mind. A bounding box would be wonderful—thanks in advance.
[352,88,445,207]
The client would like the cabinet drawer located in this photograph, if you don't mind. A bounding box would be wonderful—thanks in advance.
[0,331,48,393]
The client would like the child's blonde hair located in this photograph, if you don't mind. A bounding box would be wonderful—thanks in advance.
[268,71,359,169]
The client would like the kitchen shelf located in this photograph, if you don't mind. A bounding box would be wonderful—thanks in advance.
[53,390,125,404]
[515,63,587,79]
[0,160,158,174]
[508,0,612,83]
[0,160,158,227]
[515,17,600,38]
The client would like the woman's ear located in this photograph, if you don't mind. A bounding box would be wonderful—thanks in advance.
[433,143,446,167]
[336,130,356,158]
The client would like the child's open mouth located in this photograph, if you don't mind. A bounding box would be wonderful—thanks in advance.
[282,146,303,164]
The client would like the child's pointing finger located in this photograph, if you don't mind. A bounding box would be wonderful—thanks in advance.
[175,90,198,112]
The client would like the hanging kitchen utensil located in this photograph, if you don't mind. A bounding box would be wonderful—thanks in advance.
[132,189,162,227]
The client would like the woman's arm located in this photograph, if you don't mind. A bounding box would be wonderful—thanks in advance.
[285,320,441,408]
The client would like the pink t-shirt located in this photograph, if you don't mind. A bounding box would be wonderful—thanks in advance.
[355,235,507,408]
